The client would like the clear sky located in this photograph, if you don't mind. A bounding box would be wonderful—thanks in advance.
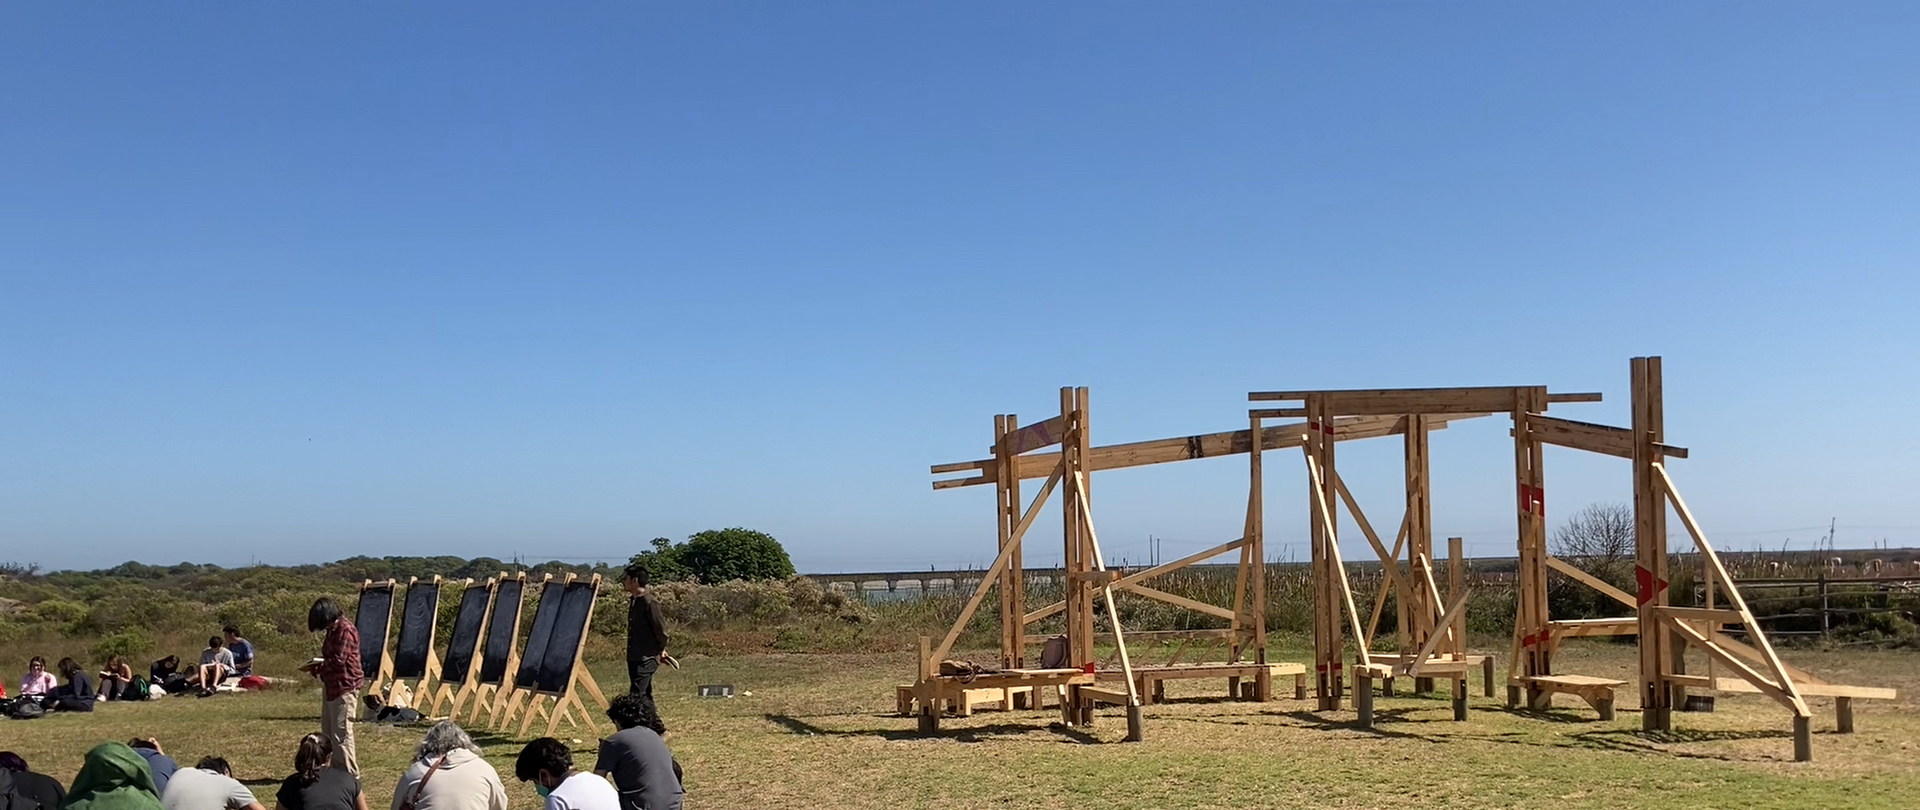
[4,2,1917,573]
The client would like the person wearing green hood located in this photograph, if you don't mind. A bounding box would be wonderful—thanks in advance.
[61,741,163,810]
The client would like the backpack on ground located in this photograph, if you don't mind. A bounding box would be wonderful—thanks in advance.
[8,700,45,720]
[127,676,151,701]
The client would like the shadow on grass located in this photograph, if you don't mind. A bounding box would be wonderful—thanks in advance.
[1560,727,1796,760]
[762,713,1100,745]
[1478,705,1602,724]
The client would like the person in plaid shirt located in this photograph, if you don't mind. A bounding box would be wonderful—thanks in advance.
[299,598,363,776]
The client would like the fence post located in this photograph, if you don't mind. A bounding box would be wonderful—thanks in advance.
[1818,573,1830,641]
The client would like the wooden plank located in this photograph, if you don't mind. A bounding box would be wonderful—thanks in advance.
[1404,590,1472,677]
[1072,475,1142,710]
[1363,518,1411,646]
[1522,414,1689,459]
[1121,582,1238,621]
[1653,462,1809,716]
[931,413,1490,489]
[1547,392,1605,403]
[1658,606,1746,624]
[1022,536,1245,625]
[1544,556,1638,609]
[1302,449,1372,668]
[1332,472,1411,599]
[1251,386,1576,416]
[1664,616,1798,710]
[1706,678,1895,700]
[1708,632,1828,687]
[1002,415,1067,455]
[927,465,1062,667]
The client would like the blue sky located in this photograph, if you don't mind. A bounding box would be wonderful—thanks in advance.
[3,2,1917,573]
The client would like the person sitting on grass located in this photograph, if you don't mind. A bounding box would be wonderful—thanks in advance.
[161,758,266,810]
[19,657,55,701]
[101,656,136,701]
[0,751,68,810]
[594,694,681,810]
[223,627,255,678]
[390,721,507,810]
[274,735,368,810]
[51,657,97,712]
[64,741,164,810]
[513,739,616,810]
[196,638,235,691]
[128,739,179,796]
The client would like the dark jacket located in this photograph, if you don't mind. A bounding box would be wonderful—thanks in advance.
[627,596,669,660]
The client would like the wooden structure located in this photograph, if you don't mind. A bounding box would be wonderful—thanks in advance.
[920,388,1496,733]
[391,576,445,710]
[356,579,398,708]
[426,577,495,719]
[467,573,526,728]
[494,573,614,739]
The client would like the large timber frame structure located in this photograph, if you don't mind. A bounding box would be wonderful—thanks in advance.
[1248,356,1893,760]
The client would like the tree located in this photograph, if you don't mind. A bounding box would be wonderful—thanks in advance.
[1548,502,1636,619]
[630,529,794,585]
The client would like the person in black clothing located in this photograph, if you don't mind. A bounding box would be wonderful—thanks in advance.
[50,658,95,712]
[623,565,670,709]
[0,752,66,810]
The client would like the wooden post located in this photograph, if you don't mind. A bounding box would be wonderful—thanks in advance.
[1405,416,1434,694]
[1249,413,1267,671]
[1793,715,1812,762]
[1355,669,1374,729]
[1306,394,1344,709]
[1513,390,1552,710]
[1633,357,1674,732]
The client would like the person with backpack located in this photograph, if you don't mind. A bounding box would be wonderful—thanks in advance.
[101,657,136,702]
[0,752,65,810]
[273,735,367,810]
[160,757,265,810]
[389,722,507,810]
[63,742,164,810]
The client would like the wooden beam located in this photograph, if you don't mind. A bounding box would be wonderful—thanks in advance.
[1120,583,1238,621]
[1657,606,1746,624]
[931,413,1491,489]
[1405,591,1472,677]
[1022,536,1245,625]
[1543,556,1638,609]
[1302,449,1373,668]
[1523,414,1689,460]
[1664,616,1802,714]
[1073,477,1142,711]
[1332,472,1411,599]
[1001,416,1066,455]
[1251,386,1580,416]
[927,465,1062,668]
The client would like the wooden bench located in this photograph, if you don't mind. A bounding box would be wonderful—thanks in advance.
[1365,653,1498,698]
[895,684,1035,717]
[905,668,1096,733]
[1681,676,1897,733]
[1509,674,1625,720]
[1098,662,1309,704]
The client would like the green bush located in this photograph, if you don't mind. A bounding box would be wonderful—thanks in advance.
[91,629,156,663]
[630,528,796,585]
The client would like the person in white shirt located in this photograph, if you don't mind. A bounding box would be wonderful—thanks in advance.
[163,757,267,810]
[390,722,506,810]
[512,739,616,810]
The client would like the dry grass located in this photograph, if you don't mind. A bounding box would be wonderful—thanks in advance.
[4,641,1920,809]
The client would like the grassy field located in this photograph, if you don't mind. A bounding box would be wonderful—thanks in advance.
[3,640,1918,809]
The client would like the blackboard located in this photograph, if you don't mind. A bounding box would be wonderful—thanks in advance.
[478,578,523,685]
[512,580,564,690]
[440,584,492,686]
[355,584,394,679]
[392,580,440,679]
[535,580,598,694]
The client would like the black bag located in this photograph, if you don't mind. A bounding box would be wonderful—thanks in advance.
[1040,633,1070,669]
[8,700,45,720]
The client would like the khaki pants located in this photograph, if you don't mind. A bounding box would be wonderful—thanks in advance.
[321,692,360,776]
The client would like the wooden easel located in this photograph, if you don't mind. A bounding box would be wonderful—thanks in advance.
[392,576,444,711]
[358,579,398,710]
[466,572,526,728]
[426,577,490,718]
[520,573,612,738]
[489,573,550,732]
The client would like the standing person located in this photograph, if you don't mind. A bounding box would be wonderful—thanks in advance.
[621,566,669,710]
[18,658,55,700]
[0,751,67,810]
[299,599,363,777]
[161,758,265,810]
[101,656,136,701]
[127,740,178,796]
[272,735,367,810]
[511,740,615,810]
[63,742,164,810]
[593,695,682,810]
[389,722,507,810]
[223,627,255,678]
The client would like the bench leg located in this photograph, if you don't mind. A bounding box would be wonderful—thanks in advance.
[1483,657,1496,698]
[1527,686,1552,712]
[1014,689,1032,710]
[1836,697,1854,734]
[918,704,940,734]
[1227,676,1241,700]
[1415,676,1434,695]
[1294,673,1307,700]
[1592,694,1615,722]
[897,688,913,717]
[1452,677,1468,722]
[1355,671,1375,729]
[1256,666,1273,702]
[955,695,973,717]
[1382,676,1395,698]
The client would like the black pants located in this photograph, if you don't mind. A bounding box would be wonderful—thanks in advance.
[628,656,660,704]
